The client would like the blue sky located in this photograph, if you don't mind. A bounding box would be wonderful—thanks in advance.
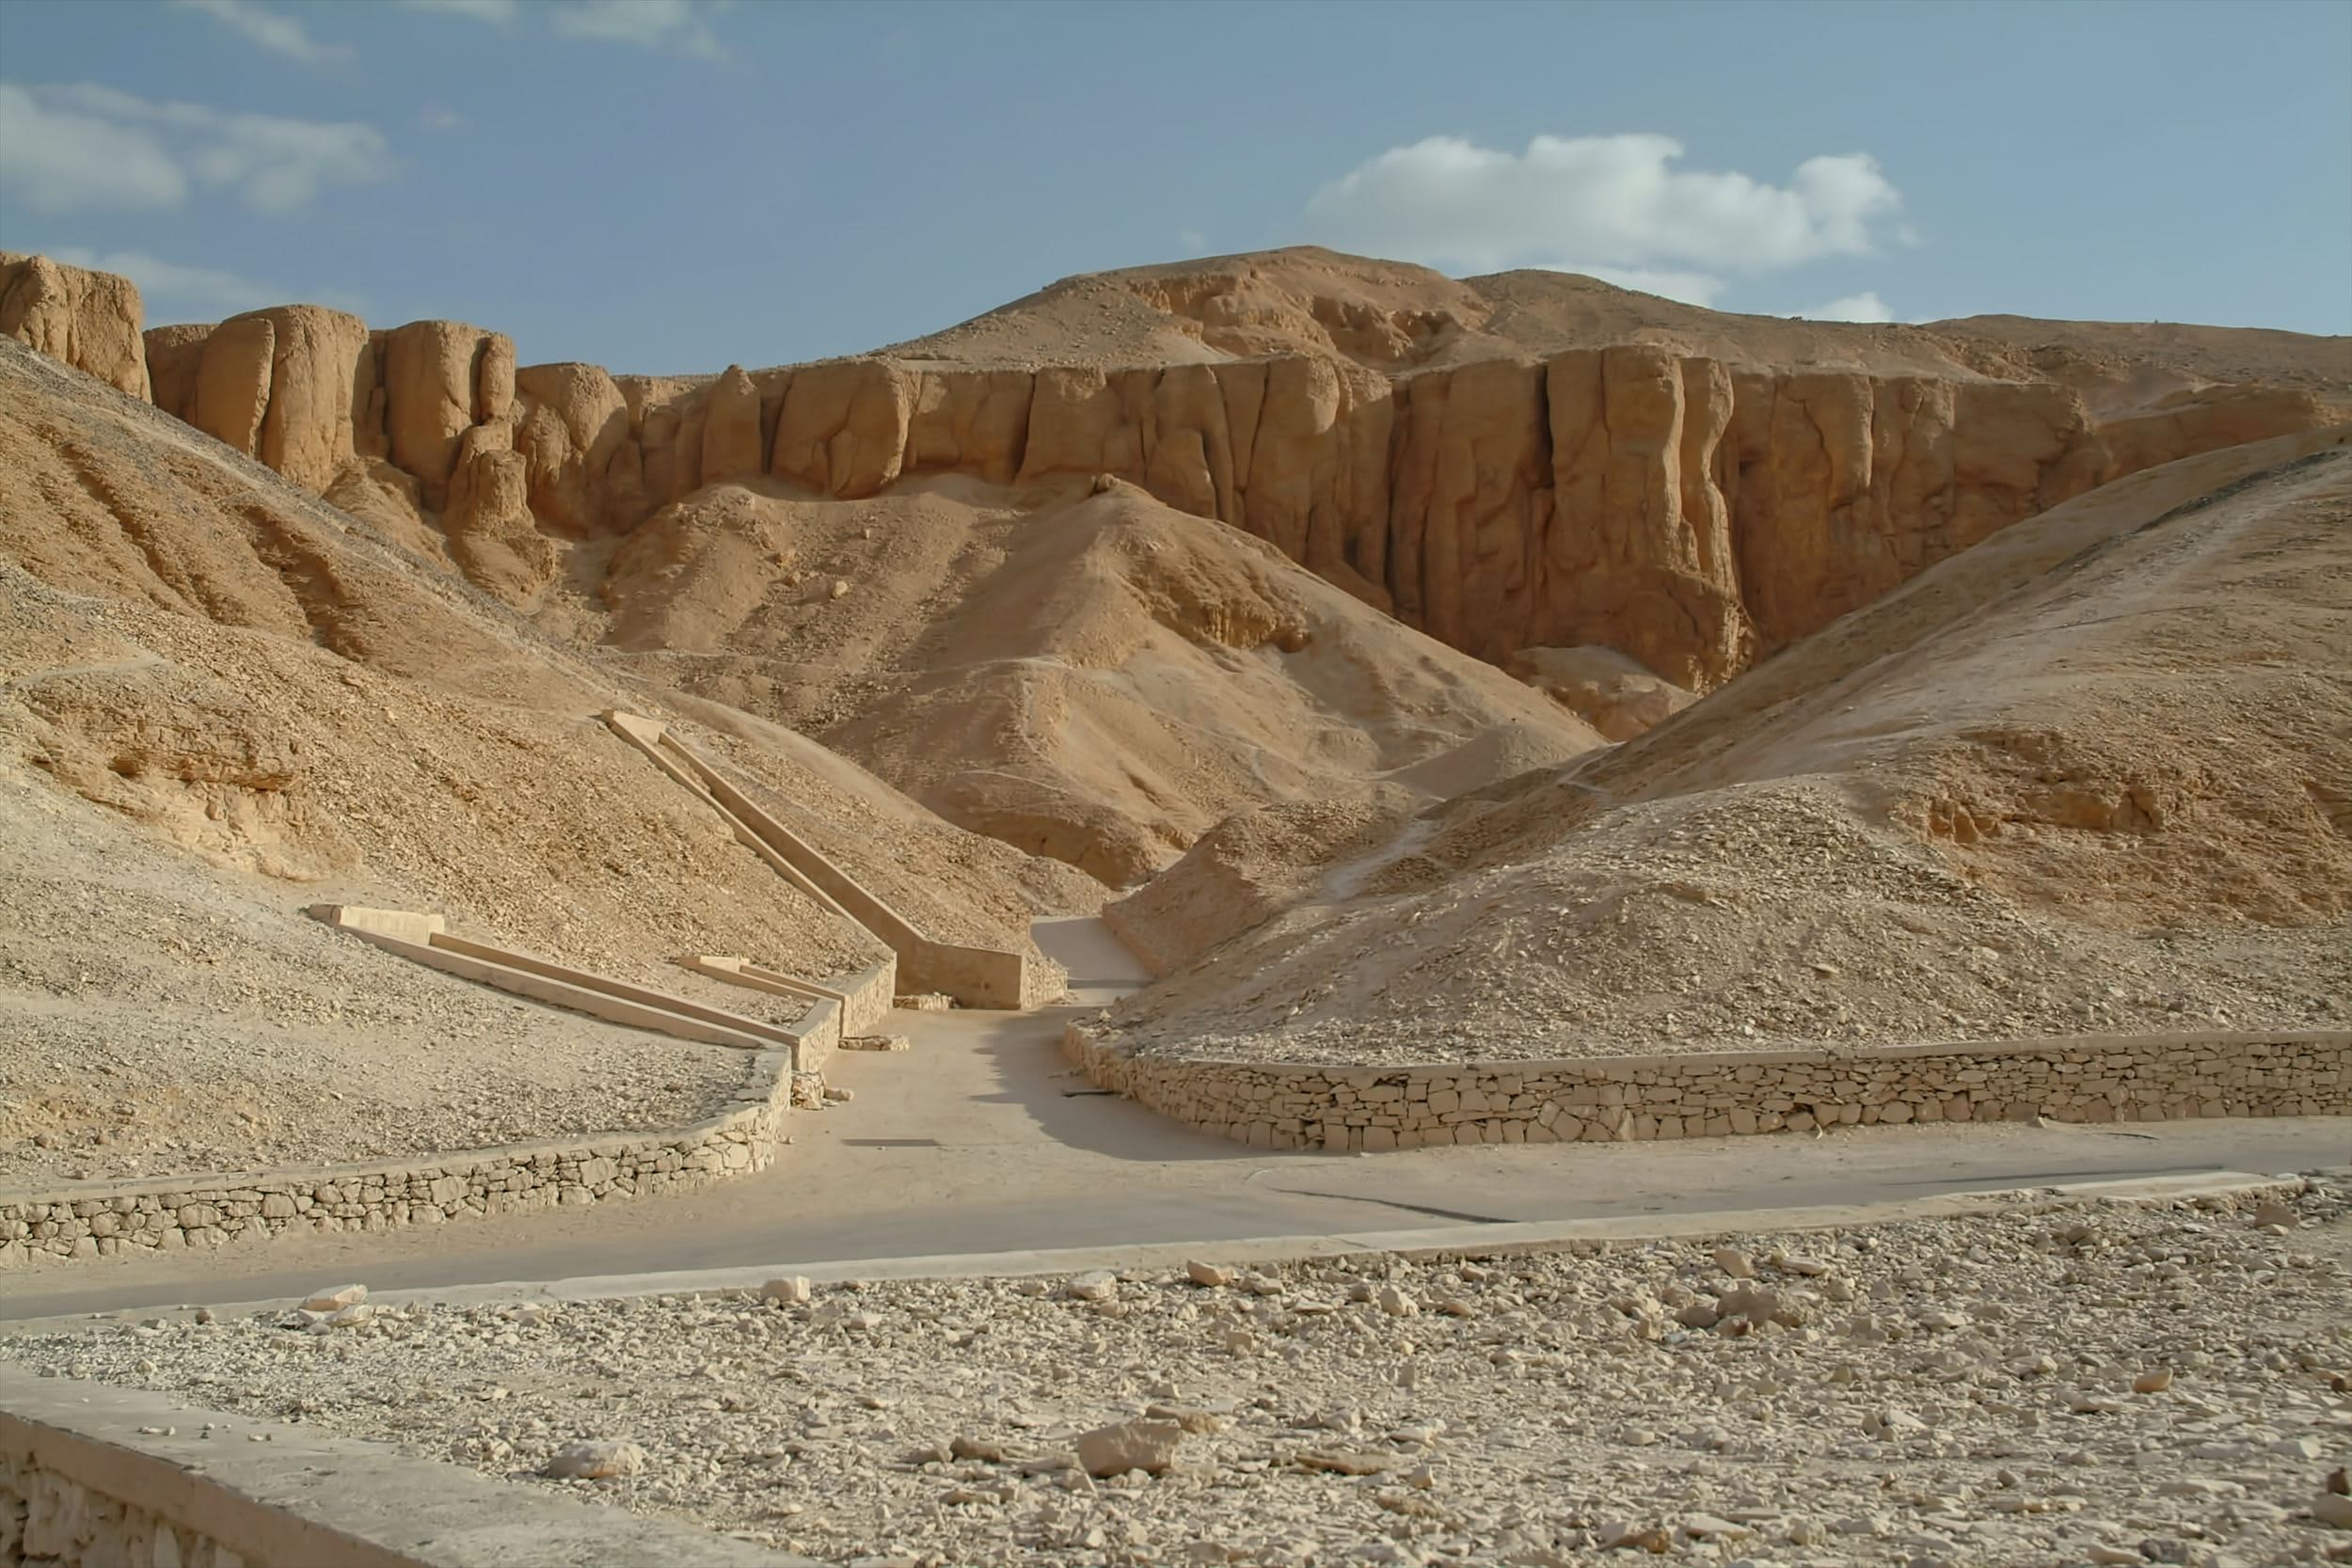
[3,0,2345,374]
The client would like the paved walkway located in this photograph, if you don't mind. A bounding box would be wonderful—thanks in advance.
[9,940,2346,1320]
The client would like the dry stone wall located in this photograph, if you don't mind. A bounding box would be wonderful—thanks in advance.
[1065,1025,2351,1151]
[0,1049,803,1270]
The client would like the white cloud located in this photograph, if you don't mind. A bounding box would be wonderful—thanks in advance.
[8,84,394,213]
[1801,291,1896,324]
[1176,228,1207,254]
[0,83,189,213]
[419,103,466,131]
[47,246,282,314]
[400,0,520,20]
[549,0,725,57]
[398,0,725,55]
[171,0,354,65]
[1301,133,1903,307]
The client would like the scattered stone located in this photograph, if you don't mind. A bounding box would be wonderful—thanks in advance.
[1713,1247,1756,1279]
[1074,1418,1183,1478]
[300,1283,367,1312]
[1144,1404,1224,1434]
[1185,1260,1236,1288]
[1063,1271,1119,1303]
[759,1276,812,1306]
[1597,1521,1671,1552]
[2132,1368,2174,1394]
[840,1035,912,1053]
[543,1439,645,1480]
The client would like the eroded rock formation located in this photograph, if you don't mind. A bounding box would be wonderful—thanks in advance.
[0,252,150,399]
[20,249,2345,683]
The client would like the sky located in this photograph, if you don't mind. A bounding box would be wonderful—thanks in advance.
[2,0,2345,375]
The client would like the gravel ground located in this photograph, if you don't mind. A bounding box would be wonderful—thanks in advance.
[8,1181,2349,1566]
[1100,784,2352,1069]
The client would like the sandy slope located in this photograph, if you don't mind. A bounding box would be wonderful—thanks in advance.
[0,338,1093,1184]
[1099,428,2352,1066]
[592,474,1597,886]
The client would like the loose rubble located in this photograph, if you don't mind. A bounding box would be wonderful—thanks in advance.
[6,1178,2348,1565]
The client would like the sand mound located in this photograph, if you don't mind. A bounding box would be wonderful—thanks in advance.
[596,476,1598,885]
[1098,429,2352,1066]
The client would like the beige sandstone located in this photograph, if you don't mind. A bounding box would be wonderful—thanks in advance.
[138,322,211,418]
[190,313,277,456]
[385,319,511,506]
[0,252,148,399]
[700,364,764,485]
[33,247,2333,704]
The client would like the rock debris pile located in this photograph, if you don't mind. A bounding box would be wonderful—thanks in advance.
[8,1180,2348,1566]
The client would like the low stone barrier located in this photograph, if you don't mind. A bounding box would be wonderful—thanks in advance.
[1063,1025,2352,1150]
[0,1368,811,1566]
[0,1047,802,1271]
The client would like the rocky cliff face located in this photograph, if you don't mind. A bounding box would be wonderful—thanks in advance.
[11,249,2342,686]
[0,253,149,400]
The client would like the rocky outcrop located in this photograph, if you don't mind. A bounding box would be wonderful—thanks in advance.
[10,251,2337,690]
[385,319,513,507]
[159,333,2344,687]
[700,364,764,484]
[0,253,149,399]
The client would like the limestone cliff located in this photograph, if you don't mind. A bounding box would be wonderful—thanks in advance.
[0,252,149,400]
[14,248,2345,685]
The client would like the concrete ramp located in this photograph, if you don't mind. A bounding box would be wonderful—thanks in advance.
[310,905,829,1069]
[605,711,1051,1010]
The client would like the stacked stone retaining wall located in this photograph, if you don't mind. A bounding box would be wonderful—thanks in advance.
[1063,1027,2351,1151]
[0,1048,801,1270]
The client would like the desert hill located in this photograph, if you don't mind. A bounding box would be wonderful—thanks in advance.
[9,245,2344,882]
[0,334,1097,1186]
[1098,426,2352,1067]
[596,474,1595,885]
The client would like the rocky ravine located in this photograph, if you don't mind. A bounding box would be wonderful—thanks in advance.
[6,1180,2348,1566]
[7,248,2343,692]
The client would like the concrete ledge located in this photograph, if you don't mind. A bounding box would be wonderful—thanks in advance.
[1065,1022,2352,1150]
[313,907,803,1056]
[0,1368,812,1566]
